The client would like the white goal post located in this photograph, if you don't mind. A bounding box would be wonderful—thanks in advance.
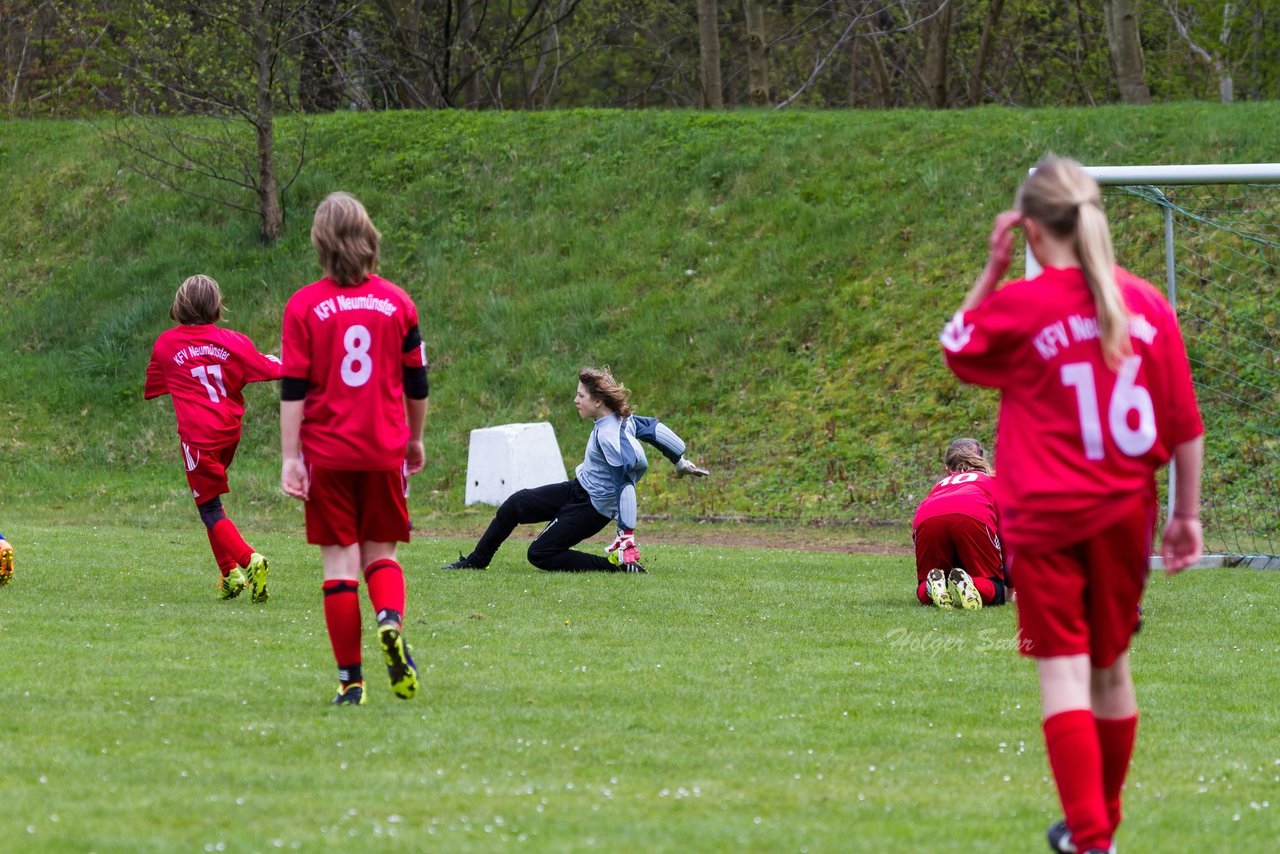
[1026,162,1280,570]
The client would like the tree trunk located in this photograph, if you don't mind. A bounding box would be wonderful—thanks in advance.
[1217,1,1235,102]
[697,0,723,108]
[865,27,893,108]
[849,31,859,107]
[526,0,572,108]
[744,0,768,106]
[968,0,1005,105]
[921,1,952,108]
[1103,0,1152,104]
[459,0,481,108]
[300,0,342,112]
[253,4,282,242]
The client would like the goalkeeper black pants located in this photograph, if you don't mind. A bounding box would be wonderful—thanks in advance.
[472,479,615,571]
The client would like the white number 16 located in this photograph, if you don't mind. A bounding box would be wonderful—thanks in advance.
[1060,356,1157,460]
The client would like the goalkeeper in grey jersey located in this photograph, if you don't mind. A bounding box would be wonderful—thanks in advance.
[443,367,709,572]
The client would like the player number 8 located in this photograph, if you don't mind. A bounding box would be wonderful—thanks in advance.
[1060,356,1157,461]
[340,324,373,387]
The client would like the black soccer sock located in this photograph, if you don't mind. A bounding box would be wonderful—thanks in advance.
[337,664,363,688]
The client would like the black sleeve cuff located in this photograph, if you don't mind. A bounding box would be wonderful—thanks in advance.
[281,376,309,401]
[403,365,429,400]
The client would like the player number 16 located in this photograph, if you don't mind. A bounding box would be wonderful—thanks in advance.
[1060,356,1157,460]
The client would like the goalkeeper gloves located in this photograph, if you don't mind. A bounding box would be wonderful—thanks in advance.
[606,529,640,566]
[675,457,710,478]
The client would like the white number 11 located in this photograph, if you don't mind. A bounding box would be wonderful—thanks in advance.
[191,365,228,403]
[1060,356,1157,460]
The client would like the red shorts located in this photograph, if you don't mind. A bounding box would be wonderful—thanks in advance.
[914,514,1003,582]
[181,441,238,504]
[304,464,410,547]
[1010,499,1154,667]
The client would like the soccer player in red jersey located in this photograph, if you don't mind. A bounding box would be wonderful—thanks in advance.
[145,275,282,602]
[912,437,1006,609]
[0,531,14,587]
[280,191,428,707]
[941,157,1204,854]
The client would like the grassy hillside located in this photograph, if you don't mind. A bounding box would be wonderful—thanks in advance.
[2,104,1278,530]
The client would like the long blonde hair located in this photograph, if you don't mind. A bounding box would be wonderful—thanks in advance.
[311,191,380,287]
[578,366,633,418]
[1018,156,1130,367]
[944,437,992,475]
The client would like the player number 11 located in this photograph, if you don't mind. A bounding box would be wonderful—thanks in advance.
[191,365,228,403]
[1060,356,1157,460]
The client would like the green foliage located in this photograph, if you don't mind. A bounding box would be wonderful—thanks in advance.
[2,104,1279,529]
[11,1,1280,115]
[0,523,1277,850]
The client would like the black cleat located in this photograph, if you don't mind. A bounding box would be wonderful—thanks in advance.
[621,562,647,574]
[1047,820,1075,854]
[442,553,487,570]
[332,682,366,706]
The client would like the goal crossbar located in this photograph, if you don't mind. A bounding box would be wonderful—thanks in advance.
[1084,163,1280,185]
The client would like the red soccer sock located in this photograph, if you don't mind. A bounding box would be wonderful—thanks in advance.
[205,527,237,576]
[323,579,362,674]
[211,517,254,568]
[364,559,406,626]
[1096,713,1139,833]
[916,581,932,605]
[972,577,997,604]
[1044,709,1111,853]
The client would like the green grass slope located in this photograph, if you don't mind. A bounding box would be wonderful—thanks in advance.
[2,104,1278,528]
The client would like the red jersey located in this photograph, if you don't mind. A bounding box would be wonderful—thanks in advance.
[940,266,1203,549]
[145,324,282,448]
[281,274,426,470]
[913,471,999,533]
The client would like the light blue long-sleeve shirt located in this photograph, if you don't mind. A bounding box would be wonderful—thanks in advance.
[574,413,687,531]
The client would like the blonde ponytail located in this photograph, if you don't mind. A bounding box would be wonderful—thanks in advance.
[1075,202,1130,367]
[1018,156,1131,368]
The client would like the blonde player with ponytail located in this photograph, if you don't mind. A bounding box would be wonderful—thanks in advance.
[941,157,1205,854]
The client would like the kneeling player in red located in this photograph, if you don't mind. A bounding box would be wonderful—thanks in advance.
[912,437,1006,610]
[281,191,428,706]
[145,275,282,601]
[941,157,1204,854]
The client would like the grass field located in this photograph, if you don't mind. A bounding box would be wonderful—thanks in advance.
[1,519,1276,852]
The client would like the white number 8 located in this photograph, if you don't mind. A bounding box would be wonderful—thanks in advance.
[340,324,373,387]
[1061,356,1157,461]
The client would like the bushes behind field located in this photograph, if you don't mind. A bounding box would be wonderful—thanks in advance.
[1,104,1277,527]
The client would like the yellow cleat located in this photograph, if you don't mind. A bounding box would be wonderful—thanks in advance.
[0,548,13,588]
[947,568,984,611]
[378,623,419,700]
[217,566,247,600]
[246,552,269,604]
[925,568,952,608]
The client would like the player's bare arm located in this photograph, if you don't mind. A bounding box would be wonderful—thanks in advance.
[280,399,309,500]
[959,210,1022,313]
[1161,435,1205,575]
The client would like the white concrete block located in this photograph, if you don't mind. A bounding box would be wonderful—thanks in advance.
[464,421,568,506]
